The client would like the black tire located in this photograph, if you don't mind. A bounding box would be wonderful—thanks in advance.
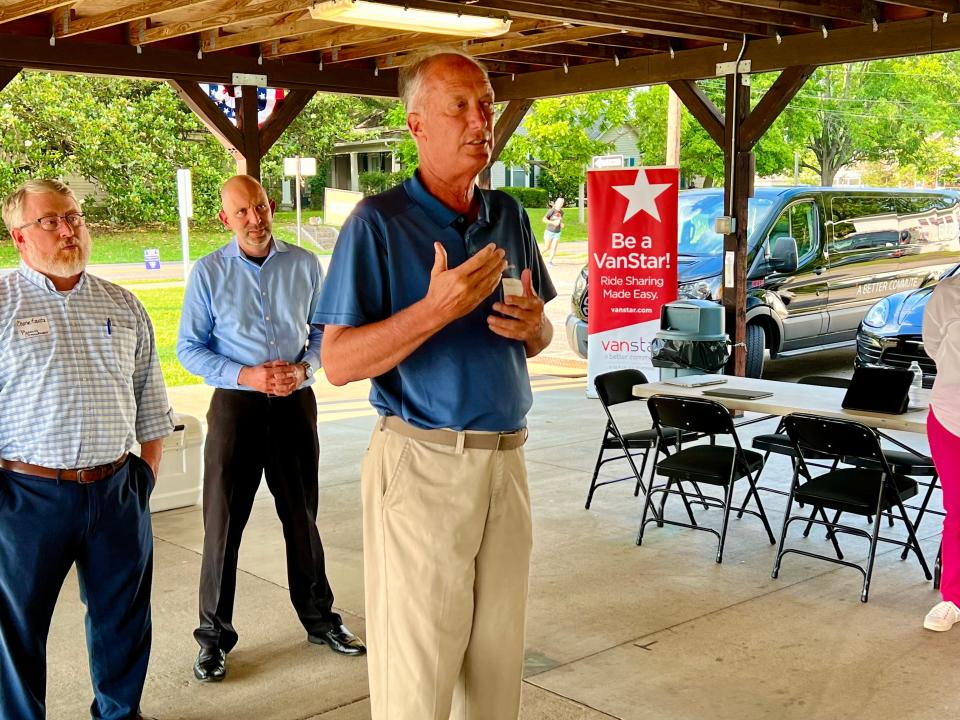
[744,323,765,378]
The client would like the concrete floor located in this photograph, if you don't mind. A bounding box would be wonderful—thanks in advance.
[43,348,958,719]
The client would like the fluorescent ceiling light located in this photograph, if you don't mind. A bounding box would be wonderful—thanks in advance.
[309,0,511,37]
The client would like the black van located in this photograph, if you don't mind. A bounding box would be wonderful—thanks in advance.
[566,186,960,376]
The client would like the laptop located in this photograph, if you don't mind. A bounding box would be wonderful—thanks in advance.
[703,388,774,400]
[841,366,913,415]
[662,376,727,388]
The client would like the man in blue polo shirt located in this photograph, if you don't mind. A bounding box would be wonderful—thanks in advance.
[317,49,556,720]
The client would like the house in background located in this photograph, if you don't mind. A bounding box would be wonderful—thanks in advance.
[326,121,643,193]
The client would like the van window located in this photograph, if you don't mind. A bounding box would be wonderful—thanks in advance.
[767,200,817,261]
[898,196,939,246]
[678,193,774,256]
[829,196,898,254]
[936,195,960,247]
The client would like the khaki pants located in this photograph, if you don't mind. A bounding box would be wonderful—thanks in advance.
[361,419,533,720]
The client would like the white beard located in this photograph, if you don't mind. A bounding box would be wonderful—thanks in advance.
[25,238,90,278]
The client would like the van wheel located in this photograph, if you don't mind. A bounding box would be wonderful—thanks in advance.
[744,324,765,378]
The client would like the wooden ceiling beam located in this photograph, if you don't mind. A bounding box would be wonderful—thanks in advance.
[130,0,317,46]
[259,88,315,154]
[0,0,73,24]
[481,60,552,74]
[366,0,750,42]
[169,79,243,154]
[739,64,815,149]
[202,18,336,52]
[492,12,960,100]
[317,17,550,64]
[589,35,674,52]
[0,66,22,92]
[668,79,725,147]
[321,32,460,63]
[483,50,592,67]
[0,32,399,95]
[516,0,826,31]
[540,42,642,60]
[880,1,960,13]
[370,0,774,37]
[263,25,401,59]
[718,1,878,24]
[492,98,532,161]
[374,27,615,69]
[54,0,209,38]
[463,26,619,56]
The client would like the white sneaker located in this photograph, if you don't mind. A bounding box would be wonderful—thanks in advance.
[924,601,960,631]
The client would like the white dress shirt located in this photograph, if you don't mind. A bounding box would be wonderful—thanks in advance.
[923,274,960,436]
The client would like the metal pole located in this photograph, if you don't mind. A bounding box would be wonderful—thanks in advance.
[295,157,302,247]
[177,168,192,282]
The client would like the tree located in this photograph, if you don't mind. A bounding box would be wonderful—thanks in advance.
[0,72,387,226]
[499,91,631,200]
[629,79,794,187]
[262,94,391,206]
[780,55,960,185]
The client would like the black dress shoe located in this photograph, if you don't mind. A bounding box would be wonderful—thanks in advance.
[193,648,226,682]
[308,624,367,656]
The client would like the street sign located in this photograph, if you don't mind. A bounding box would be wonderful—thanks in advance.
[144,248,160,270]
[324,187,363,227]
[593,154,625,169]
[284,157,317,177]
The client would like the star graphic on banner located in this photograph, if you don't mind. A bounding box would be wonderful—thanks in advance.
[612,170,673,223]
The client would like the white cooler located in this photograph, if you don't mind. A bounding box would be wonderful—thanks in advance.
[140,413,204,513]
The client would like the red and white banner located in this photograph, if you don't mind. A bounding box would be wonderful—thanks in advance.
[586,166,679,396]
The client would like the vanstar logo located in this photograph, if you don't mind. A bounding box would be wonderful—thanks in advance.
[601,337,654,353]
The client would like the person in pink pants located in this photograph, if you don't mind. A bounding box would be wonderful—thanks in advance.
[922,272,960,631]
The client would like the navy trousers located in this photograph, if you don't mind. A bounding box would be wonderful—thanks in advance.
[0,455,154,720]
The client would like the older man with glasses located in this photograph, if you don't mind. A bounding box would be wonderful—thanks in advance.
[0,179,174,720]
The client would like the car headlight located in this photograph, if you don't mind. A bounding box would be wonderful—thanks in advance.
[678,275,722,301]
[863,298,890,328]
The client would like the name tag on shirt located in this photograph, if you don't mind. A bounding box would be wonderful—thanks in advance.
[16,316,50,338]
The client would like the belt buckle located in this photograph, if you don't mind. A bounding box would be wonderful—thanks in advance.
[77,466,99,484]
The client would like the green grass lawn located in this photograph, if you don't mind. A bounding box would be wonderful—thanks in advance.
[128,285,200,388]
[0,204,584,268]
[0,224,329,268]
[524,206,589,243]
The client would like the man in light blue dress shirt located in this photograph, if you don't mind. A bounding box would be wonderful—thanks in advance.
[0,179,174,720]
[177,175,365,684]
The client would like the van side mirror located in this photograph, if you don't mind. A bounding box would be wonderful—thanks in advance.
[769,236,798,273]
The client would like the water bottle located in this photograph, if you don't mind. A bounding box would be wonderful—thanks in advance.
[908,360,923,406]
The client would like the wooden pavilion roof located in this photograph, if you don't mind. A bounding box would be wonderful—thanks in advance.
[2,1,960,99]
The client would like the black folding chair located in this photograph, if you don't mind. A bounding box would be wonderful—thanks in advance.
[772,413,931,602]
[586,370,699,515]
[751,376,851,499]
[637,395,776,564]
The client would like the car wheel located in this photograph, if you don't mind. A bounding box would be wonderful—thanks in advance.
[744,323,765,378]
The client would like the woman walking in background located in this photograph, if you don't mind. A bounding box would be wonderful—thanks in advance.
[922,273,960,631]
[542,196,564,265]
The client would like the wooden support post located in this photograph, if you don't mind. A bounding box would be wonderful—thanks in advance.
[236,85,262,181]
[172,81,315,185]
[169,79,244,165]
[0,66,21,92]
[671,66,814,377]
[259,89,315,155]
[480,98,532,189]
[667,79,724,148]
[723,73,753,377]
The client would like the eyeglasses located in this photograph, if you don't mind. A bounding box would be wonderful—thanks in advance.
[18,213,85,232]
